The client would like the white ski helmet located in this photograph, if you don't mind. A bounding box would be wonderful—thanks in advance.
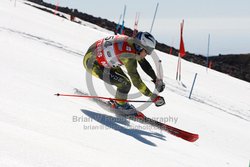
[135,32,156,54]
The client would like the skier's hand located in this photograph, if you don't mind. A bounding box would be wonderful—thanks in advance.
[153,78,165,92]
[151,94,165,107]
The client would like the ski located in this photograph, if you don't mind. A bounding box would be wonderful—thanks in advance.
[73,88,199,142]
[133,114,199,142]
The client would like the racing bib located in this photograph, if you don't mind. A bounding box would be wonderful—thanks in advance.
[95,35,135,68]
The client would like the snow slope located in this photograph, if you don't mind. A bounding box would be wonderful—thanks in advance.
[0,0,250,166]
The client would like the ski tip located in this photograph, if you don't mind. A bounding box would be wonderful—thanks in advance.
[54,93,60,96]
[188,134,199,142]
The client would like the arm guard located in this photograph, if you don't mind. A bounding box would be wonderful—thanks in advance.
[138,58,157,81]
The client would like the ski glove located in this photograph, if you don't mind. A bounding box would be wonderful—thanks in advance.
[153,78,165,92]
[151,94,165,107]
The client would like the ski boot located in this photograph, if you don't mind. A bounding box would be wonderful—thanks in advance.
[110,101,137,116]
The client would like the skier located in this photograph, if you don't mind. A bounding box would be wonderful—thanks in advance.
[83,32,165,112]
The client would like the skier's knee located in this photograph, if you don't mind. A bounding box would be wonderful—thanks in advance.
[117,79,131,94]
[123,80,131,93]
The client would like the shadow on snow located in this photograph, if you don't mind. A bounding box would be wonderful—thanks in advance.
[81,109,166,147]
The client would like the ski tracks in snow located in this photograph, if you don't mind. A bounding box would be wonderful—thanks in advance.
[0,26,83,57]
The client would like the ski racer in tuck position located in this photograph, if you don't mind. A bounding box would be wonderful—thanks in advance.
[83,32,165,114]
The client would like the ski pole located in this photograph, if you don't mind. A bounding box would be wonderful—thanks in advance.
[54,93,153,103]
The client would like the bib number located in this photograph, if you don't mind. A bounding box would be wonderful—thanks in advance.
[103,36,122,67]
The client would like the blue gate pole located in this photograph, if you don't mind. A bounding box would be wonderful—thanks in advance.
[189,73,198,99]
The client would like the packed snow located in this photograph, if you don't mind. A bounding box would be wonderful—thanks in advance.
[0,0,249,167]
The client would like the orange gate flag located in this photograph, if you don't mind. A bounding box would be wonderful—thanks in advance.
[179,20,186,57]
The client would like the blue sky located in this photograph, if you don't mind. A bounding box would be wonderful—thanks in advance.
[43,0,250,55]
